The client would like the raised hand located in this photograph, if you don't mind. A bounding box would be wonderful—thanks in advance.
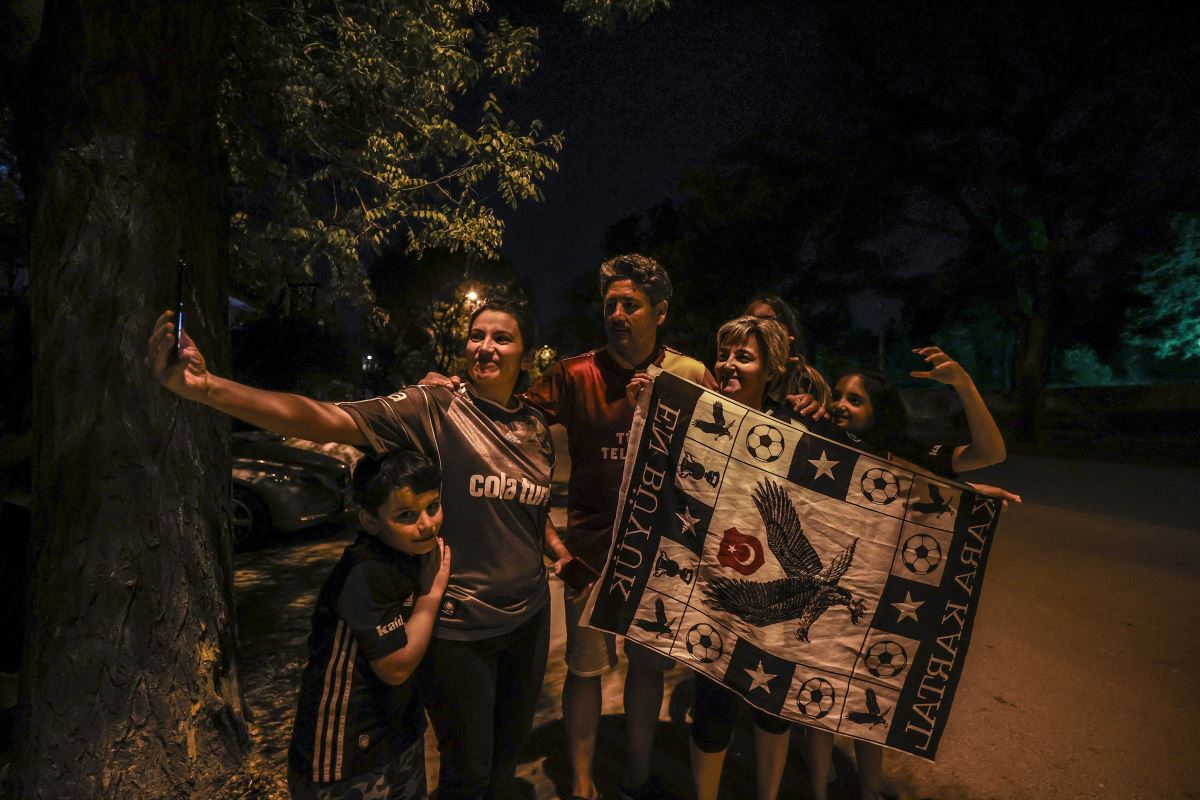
[910,346,970,389]
[625,372,653,406]
[420,538,452,597]
[785,392,828,421]
[146,310,211,402]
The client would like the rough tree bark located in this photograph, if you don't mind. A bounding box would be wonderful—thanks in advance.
[1010,259,1056,444]
[12,2,249,797]
[1012,307,1049,443]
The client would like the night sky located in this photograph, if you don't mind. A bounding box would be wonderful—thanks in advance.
[496,0,831,322]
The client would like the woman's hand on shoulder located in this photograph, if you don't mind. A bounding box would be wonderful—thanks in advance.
[910,346,970,389]
[420,372,461,391]
[785,392,828,421]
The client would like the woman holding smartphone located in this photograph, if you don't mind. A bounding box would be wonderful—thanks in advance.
[148,298,569,800]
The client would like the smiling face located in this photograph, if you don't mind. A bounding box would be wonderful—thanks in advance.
[361,486,443,556]
[466,309,528,402]
[603,278,666,367]
[716,333,770,409]
[831,374,876,434]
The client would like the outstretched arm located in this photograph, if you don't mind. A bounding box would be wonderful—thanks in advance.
[146,310,367,446]
[910,346,1006,472]
[965,482,1022,510]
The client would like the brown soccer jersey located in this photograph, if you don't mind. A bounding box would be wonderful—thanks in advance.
[339,384,553,640]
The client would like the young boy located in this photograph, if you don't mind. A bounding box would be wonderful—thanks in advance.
[287,450,451,800]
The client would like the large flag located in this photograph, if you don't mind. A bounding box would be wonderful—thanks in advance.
[581,370,1002,760]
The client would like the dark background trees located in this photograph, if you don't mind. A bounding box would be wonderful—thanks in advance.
[1,0,662,796]
[584,119,882,369]
[1124,213,1200,364]
[1,0,1197,796]
[829,2,1200,439]
[583,2,1200,441]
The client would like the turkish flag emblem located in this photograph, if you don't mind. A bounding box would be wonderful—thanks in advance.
[717,526,765,575]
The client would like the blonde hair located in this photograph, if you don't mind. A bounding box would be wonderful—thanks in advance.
[716,315,831,409]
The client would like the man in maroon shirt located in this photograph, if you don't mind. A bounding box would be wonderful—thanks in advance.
[524,254,716,800]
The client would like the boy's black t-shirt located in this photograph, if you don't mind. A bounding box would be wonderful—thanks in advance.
[289,532,425,785]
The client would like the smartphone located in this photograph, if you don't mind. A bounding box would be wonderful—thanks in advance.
[558,556,601,593]
[173,259,187,361]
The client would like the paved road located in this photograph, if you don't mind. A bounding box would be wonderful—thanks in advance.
[879,455,1200,800]
[234,454,1200,799]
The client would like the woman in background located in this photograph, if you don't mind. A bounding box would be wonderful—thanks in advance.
[744,292,831,414]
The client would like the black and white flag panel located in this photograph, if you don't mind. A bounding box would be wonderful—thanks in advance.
[582,370,1003,761]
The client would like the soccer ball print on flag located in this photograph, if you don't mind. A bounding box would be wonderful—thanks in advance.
[581,369,1003,760]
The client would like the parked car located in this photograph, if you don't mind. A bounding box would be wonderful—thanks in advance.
[231,430,361,551]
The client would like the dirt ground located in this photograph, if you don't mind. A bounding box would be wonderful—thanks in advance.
[217,452,1200,800]
[218,513,881,800]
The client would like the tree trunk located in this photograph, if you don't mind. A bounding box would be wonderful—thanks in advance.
[1012,279,1052,444]
[13,2,248,797]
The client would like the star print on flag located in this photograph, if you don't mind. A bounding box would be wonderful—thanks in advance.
[745,661,778,693]
[724,637,794,714]
[662,491,712,555]
[808,450,839,480]
[677,506,700,537]
[788,432,855,499]
[891,591,924,623]
[582,369,1004,761]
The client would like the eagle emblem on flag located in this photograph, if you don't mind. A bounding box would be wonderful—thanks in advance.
[582,369,1002,761]
[704,479,866,643]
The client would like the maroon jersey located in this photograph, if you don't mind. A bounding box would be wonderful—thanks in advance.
[339,384,553,640]
[525,345,716,571]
